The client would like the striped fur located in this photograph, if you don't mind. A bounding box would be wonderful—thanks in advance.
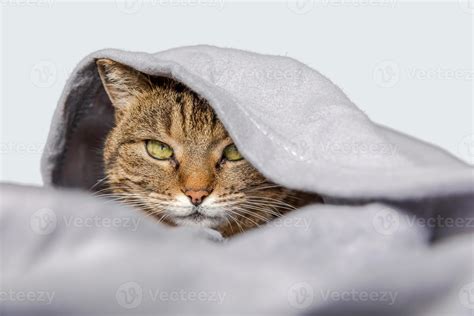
[97,59,321,237]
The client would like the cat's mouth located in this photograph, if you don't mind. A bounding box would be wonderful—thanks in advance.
[177,211,207,221]
[172,207,223,228]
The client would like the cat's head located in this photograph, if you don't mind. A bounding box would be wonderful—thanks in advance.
[96,59,306,235]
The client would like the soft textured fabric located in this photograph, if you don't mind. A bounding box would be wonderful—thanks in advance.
[1,184,473,315]
[2,45,473,315]
[42,45,472,198]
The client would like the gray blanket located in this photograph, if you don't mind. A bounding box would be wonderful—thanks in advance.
[1,45,473,315]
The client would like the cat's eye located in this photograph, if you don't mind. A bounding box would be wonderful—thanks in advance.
[146,140,174,160]
[223,144,243,161]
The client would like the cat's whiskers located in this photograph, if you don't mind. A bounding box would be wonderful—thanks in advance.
[142,209,166,221]
[243,184,283,193]
[220,215,235,235]
[89,175,111,192]
[211,196,287,221]
[98,191,189,218]
[244,200,295,212]
[92,186,118,197]
[102,197,151,210]
[148,191,172,197]
[102,191,171,204]
[245,196,297,210]
[157,213,171,223]
[228,207,262,227]
[223,208,249,232]
[95,192,169,222]
[214,197,286,211]
[100,186,296,230]
[239,202,282,218]
[129,201,176,224]
[93,193,150,209]
[233,206,267,222]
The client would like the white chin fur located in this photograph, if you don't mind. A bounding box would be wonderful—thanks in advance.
[173,216,222,229]
[167,196,226,228]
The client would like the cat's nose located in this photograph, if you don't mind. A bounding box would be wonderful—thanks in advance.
[184,189,210,206]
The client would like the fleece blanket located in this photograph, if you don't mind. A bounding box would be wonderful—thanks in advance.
[1,45,473,315]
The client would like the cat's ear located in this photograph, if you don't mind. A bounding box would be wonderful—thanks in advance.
[96,59,152,109]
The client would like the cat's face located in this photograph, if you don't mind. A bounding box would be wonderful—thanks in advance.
[97,59,312,236]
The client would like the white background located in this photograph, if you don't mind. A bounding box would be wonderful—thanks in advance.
[1,0,473,185]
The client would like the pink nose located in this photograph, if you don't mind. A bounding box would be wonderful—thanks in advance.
[184,189,210,206]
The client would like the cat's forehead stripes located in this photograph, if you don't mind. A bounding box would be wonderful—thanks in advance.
[146,84,228,145]
[117,81,225,146]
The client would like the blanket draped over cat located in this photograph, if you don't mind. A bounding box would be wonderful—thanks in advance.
[2,45,473,315]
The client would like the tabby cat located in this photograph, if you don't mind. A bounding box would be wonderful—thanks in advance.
[96,59,321,237]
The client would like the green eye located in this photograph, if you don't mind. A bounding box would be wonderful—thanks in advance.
[146,140,174,160]
[223,144,243,161]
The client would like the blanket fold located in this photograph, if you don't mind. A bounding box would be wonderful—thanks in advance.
[2,45,473,315]
[41,45,473,199]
